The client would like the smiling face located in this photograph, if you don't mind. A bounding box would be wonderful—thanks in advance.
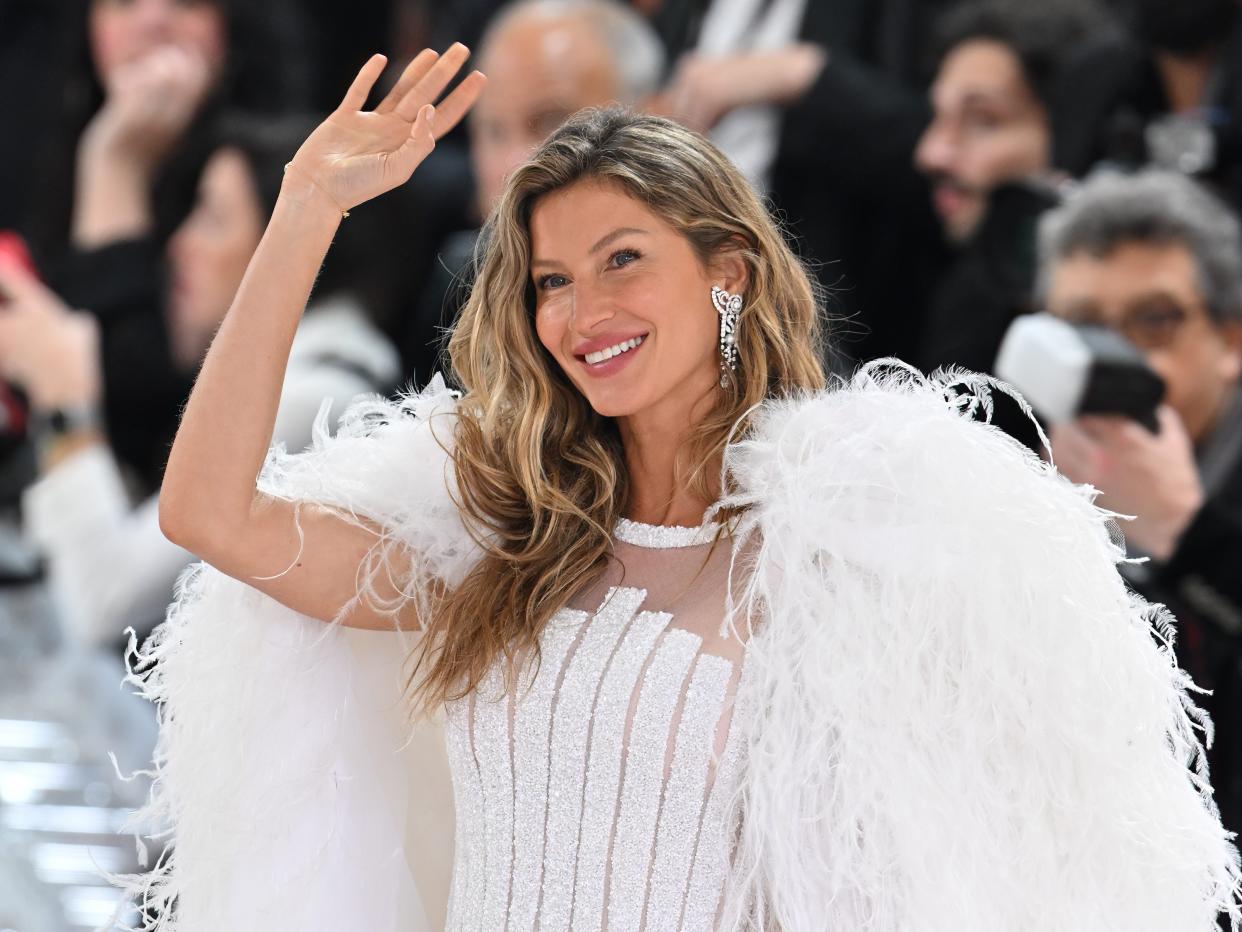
[530,179,738,425]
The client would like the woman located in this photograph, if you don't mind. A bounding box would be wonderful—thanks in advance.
[28,0,308,490]
[3,116,399,649]
[123,47,1238,931]
[37,0,308,260]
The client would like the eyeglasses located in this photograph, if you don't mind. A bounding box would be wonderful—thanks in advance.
[1058,299,1211,352]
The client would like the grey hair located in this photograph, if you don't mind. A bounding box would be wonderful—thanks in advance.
[481,0,666,103]
[1037,169,1242,323]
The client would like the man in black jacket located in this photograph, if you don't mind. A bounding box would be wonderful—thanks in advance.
[1039,169,1242,835]
[913,0,1114,379]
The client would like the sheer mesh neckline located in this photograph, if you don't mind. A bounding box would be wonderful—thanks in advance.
[612,516,722,549]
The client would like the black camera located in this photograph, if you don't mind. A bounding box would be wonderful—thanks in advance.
[995,312,1166,432]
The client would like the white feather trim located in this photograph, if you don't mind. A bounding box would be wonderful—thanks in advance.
[115,366,1241,931]
[113,376,472,930]
[717,361,1241,931]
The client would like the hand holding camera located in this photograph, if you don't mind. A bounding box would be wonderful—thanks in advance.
[1050,406,1203,560]
[997,312,1204,558]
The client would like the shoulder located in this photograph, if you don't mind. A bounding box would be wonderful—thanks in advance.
[726,361,1114,573]
[260,375,464,523]
[257,374,482,584]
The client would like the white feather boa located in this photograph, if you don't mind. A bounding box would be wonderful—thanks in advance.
[114,376,470,931]
[717,362,1240,931]
[115,366,1240,931]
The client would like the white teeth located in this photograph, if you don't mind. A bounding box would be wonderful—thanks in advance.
[584,335,644,365]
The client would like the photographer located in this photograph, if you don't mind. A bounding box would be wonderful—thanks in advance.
[1039,169,1242,832]
[25,0,309,493]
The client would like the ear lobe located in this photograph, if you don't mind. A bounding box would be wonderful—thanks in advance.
[1222,348,1242,383]
[1220,320,1242,381]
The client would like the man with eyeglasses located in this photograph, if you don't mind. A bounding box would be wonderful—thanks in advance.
[1038,168,1242,836]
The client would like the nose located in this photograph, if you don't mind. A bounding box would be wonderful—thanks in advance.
[168,226,185,267]
[134,0,177,42]
[569,278,616,333]
[915,117,957,177]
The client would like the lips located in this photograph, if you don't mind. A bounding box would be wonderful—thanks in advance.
[572,330,649,357]
[582,334,645,365]
[573,333,648,377]
[931,181,975,219]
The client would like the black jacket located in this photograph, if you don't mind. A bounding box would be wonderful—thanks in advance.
[1052,25,1242,213]
[652,0,956,367]
[1127,395,1242,837]
[53,237,193,496]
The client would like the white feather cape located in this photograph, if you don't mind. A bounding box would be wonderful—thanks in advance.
[116,366,1240,931]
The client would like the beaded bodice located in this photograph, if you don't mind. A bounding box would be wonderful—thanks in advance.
[442,519,749,932]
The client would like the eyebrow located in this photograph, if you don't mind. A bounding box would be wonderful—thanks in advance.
[958,90,1012,110]
[530,226,649,269]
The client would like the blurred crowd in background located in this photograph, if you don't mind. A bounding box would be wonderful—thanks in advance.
[1,0,1242,927]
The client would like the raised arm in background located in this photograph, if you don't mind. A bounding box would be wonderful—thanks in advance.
[158,46,485,629]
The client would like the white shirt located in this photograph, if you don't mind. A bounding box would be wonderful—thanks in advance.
[696,0,810,190]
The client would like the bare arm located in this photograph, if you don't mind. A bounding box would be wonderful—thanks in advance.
[159,47,485,629]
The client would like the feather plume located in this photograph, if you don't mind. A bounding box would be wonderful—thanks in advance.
[716,361,1241,931]
[113,366,1240,930]
[111,376,471,930]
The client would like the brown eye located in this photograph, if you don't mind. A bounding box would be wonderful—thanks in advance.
[1123,302,1190,350]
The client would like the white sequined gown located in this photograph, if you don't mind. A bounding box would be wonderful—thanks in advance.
[442,518,750,932]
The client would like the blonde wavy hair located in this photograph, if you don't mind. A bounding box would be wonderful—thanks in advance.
[408,107,825,712]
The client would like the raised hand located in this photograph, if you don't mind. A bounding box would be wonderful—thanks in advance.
[285,44,487,216]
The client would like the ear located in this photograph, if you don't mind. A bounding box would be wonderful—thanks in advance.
[710,236,752,297]
[1218,319,1242,382]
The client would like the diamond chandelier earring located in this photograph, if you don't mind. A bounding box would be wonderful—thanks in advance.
[711,285,743,387]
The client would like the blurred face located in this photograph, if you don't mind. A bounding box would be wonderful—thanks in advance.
[1047,241,1242,442]
[915,39,1050,243]
[166,147,263,369]
[90,0,226,84]
[531,180,727,424]
[471,16,621,216]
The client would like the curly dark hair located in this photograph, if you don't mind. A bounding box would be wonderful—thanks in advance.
[930,0,1120,112]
